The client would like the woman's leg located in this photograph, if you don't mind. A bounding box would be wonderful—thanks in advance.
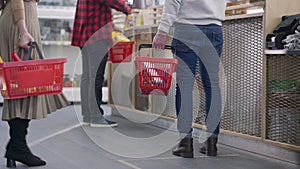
[5,118,46,167]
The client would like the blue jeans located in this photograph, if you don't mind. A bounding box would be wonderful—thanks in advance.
[172,23,223,138]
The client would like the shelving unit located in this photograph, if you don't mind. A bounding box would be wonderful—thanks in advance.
[263,0,300,151]
[37,3,81,102]
[37,5,75,20]
[37,5,74,44]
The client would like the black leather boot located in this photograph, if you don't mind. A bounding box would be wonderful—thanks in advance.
[172,137,194,158]
[5,118,46,168]
[199,140,207,154]
[199,136,218,156]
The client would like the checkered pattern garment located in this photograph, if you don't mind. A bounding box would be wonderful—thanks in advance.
[71,0,131,48]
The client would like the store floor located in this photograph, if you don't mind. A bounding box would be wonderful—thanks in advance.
[0,105,299,169]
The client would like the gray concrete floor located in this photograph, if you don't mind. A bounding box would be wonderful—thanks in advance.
[0,105,299,169]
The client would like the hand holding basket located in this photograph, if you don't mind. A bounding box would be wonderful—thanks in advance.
[135,44,178,96]
[0,42,67,99]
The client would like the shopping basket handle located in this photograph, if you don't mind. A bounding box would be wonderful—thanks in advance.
[138,44,173,51]
[17,41,44,60]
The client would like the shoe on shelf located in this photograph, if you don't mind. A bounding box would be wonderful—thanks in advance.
[90,118,118,128]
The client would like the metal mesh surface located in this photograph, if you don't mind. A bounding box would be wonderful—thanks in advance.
[194,16,264,137]
[266,54,300,146]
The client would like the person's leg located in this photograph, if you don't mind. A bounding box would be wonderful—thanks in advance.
[172,23,223,157]
[93,53,117,127]
[95,53,108,114]
[80,47,91,124]
[171,38,198,158]
[198,61,220,136]
[201,25,223,136]
[198,58,220,157]
[5,118,46,167]
[82,40,117,127]
[197,24,223,156]
[175,50,197,138]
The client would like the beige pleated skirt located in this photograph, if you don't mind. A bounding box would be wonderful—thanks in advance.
[0,0,69,121]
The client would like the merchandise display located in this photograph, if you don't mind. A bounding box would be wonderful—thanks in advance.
[226,1,247,16]
[37,2,78,92]
[40,19,72,41]
[38,0,76,6]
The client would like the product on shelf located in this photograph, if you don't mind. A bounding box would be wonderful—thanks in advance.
[112,31,130,42]
[38,0,76,6]
[226,1,247,16]
[39,19,72,41]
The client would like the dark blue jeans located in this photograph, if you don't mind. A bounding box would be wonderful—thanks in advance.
[172,23,223,138]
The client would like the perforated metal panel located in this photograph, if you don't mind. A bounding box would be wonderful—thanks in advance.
[194,16,264,137]
[266,54,300,146]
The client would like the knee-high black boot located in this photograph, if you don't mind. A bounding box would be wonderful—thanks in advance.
[5,118,46,168]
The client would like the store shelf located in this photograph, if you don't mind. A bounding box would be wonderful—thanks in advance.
[226,1,265,11]
[42,41,71,46]
[38,5,81,97]
[265,49,300,56]
[225,12,264,20]
[37,5,75,20]
[265,49,288,55]
[287,50,300,55]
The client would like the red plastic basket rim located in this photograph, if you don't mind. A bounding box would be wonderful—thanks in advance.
[0,58,67,68]
[135,56,178,64]
[112,41,135,46]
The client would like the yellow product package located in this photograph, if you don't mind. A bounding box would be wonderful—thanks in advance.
[112,31,130,42]
[124,14,133,30]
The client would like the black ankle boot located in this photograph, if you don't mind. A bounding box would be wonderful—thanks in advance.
[199,136,218,156]
[5,150,46,167]
[199,140,207,154]
[5,118,46,168]
[172,137,194,158]
[5,141,46,167]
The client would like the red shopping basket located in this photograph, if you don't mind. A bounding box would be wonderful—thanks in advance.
[109,41,135,63]
[135,56,177,96]
[0,43,67,99]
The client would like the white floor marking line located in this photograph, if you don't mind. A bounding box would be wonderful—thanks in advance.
[118,154,239,169]
[118,160,142,169]
[29,123,82,146]
[120,153,240,162]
